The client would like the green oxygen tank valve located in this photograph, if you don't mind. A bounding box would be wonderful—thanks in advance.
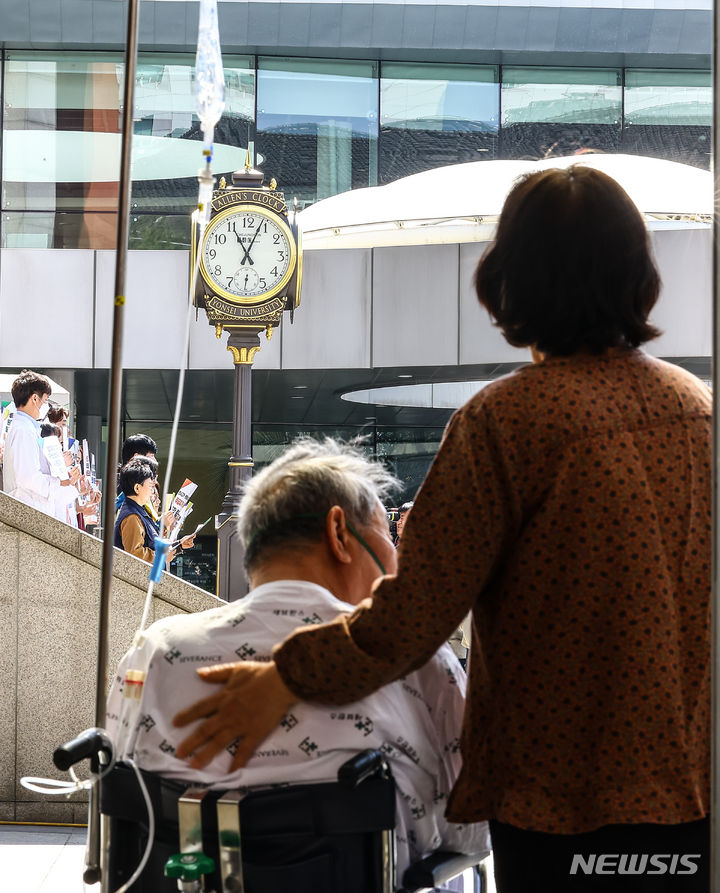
[164,851,216,891]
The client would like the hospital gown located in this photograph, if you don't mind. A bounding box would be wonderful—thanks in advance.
[106,579,489,879]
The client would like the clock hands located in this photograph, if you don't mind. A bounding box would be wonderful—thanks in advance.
[237,233,252,265]
[239,222,264,266]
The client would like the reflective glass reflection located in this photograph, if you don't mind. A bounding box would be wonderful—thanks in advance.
[2,52,255,221]
[2,211,117,248]
[129,214,191,250]
[132,55,255,211]
[375,426,446,503]
[501,67,622,159]
[3,53,123,213]
[380,63,498,183]
[2,211,190,249]
[257,58,379,206]
[623,69,711,168]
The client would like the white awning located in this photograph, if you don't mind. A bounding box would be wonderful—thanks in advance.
[0,374,70,408]
[298,154,712,249]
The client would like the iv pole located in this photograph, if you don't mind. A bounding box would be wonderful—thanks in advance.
[95,0,139,739]
[82,0,224,883]
[712,0,719,887]
[85,0,140,883]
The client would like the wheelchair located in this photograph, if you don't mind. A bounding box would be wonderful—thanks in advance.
[56,733,489,893]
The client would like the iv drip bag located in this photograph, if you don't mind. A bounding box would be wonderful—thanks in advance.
[194,0,225,154]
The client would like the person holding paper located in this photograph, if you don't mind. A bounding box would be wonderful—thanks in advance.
[2,370,80,517]
[47,404,72,451]
[114,459,195,565]
[40,422,81,525]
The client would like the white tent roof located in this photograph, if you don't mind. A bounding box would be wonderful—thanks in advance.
[0,374,70,408]
[298,154,712,249]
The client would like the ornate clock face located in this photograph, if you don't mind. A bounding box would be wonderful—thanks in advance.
[200,204,296,303]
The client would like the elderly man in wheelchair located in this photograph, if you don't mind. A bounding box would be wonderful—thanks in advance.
[74,438,489,892]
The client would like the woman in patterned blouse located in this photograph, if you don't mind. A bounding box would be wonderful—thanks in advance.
[175,166,711,892]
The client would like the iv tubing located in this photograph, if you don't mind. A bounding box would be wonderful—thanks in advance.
[21,729,117,796]
[135,199,209,638]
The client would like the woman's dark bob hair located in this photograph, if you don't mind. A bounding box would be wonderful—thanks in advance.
[475,165,661,356]
[119,457,156,497]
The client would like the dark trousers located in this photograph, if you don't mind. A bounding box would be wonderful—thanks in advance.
[489,818,709,893]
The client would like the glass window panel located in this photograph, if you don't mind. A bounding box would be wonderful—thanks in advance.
[2,211,190,249]
[622,70,710,169]
[129,214,191,250]
[132,54,255,212]
[375,427,445,504]
[3,53,123,213]
[380,63,498,182]
[500,67,622,159]
[625,70,711,126]
[256,58,378,206]
[502,67,621,125]
[4,52,123,116]
[2,211,117,248]
[253,425,372,471]
[3,52,256,221]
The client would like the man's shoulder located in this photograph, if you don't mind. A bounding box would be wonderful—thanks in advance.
[147,600,240,635]
[142,593,292,653]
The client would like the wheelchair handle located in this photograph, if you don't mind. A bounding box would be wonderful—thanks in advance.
[53,728,114,772]
[337,748,388,788]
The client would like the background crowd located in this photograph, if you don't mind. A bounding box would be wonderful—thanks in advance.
[0,370,100,529]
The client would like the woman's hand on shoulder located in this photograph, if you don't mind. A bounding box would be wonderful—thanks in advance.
[173,660,297,771]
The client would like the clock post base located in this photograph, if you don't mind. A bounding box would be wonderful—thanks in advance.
[216,504,248,602]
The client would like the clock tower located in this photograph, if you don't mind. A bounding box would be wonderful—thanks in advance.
[191,160,302,600]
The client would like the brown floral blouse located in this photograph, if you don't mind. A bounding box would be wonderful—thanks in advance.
[274,349,711,833]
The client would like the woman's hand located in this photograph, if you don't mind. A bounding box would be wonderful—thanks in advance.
[173,660,297,771]
[180,533,196,549]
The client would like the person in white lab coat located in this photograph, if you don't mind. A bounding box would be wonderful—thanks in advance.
[2,370,80,516]
[40,421,80,525]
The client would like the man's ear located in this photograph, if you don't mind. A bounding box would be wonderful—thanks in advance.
[325,505,353,564]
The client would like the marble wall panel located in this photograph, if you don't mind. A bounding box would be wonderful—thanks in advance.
[1,490,221,819]
[0,524,19,805]
[15,534,96,802]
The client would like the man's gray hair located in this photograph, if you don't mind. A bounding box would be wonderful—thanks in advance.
[239,437,399,570]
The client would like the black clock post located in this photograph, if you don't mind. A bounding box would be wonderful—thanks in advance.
[215,327,261,600]
[192,159,302,600]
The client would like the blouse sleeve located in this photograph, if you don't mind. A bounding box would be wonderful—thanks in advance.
[120,513,155,564]
[273,400,521,705]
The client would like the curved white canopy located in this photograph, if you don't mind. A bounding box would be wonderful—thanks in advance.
[298,154,712,249]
